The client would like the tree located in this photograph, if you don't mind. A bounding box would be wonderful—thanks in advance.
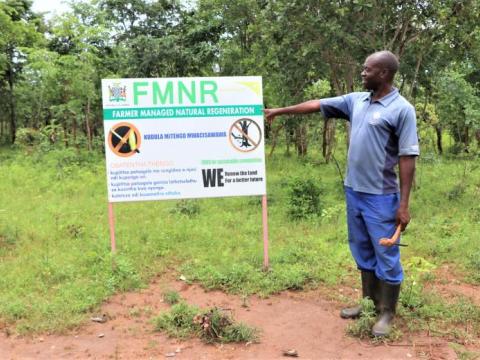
[100,0,222,77]
[434,69,480,152]
[0,0,44,143]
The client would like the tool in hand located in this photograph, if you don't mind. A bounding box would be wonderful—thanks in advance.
[379,225,408,247]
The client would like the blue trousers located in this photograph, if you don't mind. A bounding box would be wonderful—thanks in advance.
[345,186,403,284]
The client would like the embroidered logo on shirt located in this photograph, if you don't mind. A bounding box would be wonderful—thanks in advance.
[369,111,382,125]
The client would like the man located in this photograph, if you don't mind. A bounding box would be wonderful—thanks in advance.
[264,50,419,337]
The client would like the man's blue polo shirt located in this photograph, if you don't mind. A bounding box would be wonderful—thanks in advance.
[320,88,419,195]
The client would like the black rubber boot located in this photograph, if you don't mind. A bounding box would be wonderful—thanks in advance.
[340,271,378,319]
[371,281,401,337]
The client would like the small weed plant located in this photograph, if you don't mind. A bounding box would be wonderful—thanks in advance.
[346,298,376,339]
[153,302,199,339]
[400,256,436,310]
[153,302,258,343]
[163,290,181,305]
[467,251,480,283]
[194,307,258,344]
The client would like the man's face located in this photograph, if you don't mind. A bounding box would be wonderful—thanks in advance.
[361,56,384,91]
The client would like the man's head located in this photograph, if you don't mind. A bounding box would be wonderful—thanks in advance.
[361,50,399,91]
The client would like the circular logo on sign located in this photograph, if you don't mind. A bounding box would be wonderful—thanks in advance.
[108,122,141,157]
[228,118,262,152]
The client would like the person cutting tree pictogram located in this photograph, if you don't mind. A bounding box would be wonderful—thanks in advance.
[229,118,262,153]
[232,119,252,148]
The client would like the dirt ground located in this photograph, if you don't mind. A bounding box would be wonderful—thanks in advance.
[1,269,479,360]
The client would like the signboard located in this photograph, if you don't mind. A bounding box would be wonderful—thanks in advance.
[102,77,266,202]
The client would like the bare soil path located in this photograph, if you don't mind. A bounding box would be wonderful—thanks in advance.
[3,271,477,360]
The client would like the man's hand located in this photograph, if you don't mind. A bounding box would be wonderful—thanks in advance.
[396,205,410,231]
[264,108,278,125]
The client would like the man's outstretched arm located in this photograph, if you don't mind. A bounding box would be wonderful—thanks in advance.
[264,100,320,124]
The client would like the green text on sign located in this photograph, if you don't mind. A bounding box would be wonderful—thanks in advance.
[103,105,264,120]
[134,80,219,105]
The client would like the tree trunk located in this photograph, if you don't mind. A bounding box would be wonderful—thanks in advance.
[34,87,45,129]
[7,60,16,144]
[285,127,290,156]
[268,123,283,158]
[85,99,92,151]
[285,120,294,156]
[72,115,78,150]
[295,122,308,157]
[435,124,443,155]
[409,53,423,102]
[399,73,406,93]
[322,119,336,163]
[63,120,69,147]
[462,127,469,151]
[344,67,355,151]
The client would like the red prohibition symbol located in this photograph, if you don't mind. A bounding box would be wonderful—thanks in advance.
[228,118,262,153]
[108,122,141,157]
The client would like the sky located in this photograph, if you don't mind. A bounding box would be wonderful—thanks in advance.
[32,0,71,17]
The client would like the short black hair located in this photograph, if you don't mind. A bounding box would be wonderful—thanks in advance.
[370,50,399,77]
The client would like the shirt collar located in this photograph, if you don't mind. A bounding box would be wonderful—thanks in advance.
[362,88,399,107]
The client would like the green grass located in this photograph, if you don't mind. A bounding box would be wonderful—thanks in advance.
[0,145,479,342]
[163,290,181,305]
[408,154,480,279]
[450,343,480,360]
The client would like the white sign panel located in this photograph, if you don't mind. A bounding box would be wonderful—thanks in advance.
[102,77,266,202]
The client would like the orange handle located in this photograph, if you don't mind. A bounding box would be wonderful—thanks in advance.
[379,225,402,247]
[390,225,402,243]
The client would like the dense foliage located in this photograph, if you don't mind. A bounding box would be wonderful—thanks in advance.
[1,0,479,155]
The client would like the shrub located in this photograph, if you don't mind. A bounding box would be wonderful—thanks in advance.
[170,200,201,216]
[287,177,322,220]
[15,128,45,147]
[447,182,467,200]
